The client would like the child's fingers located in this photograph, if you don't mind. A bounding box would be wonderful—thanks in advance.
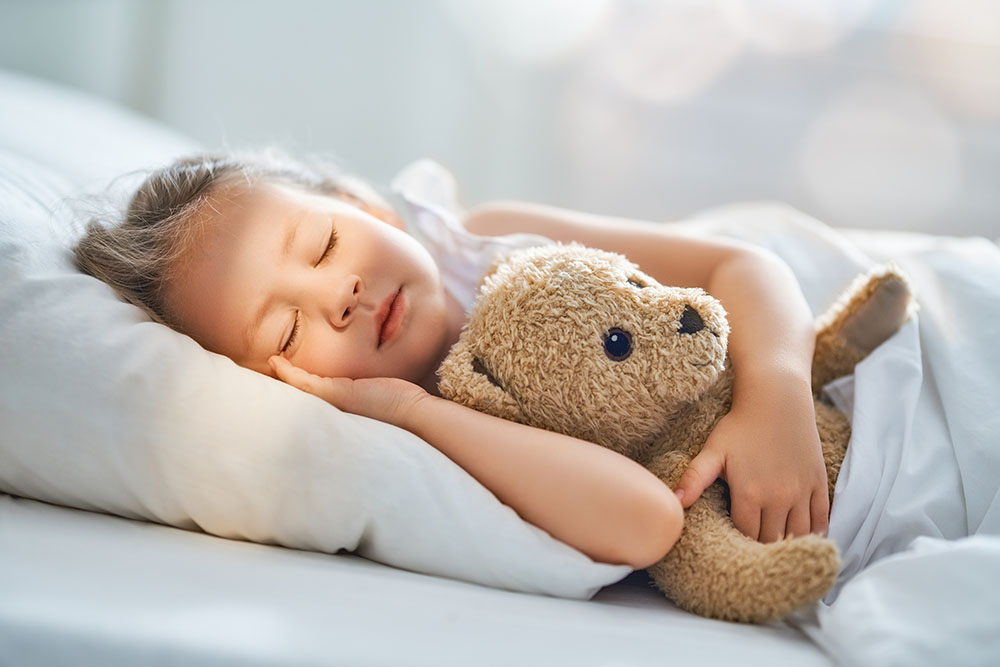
[784,502,812,539]
[759,508,788,543]
[268,356,344,404]
[674,448,724,509]
[269,355,310,386]
[810,488,830,537]
[731,503,762,542]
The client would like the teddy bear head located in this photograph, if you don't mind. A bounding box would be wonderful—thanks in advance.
[437,244,730,459]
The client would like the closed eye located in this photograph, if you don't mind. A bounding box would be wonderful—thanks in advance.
[280,311,300,354]
[316,223,338,266]
[627,277,646,288]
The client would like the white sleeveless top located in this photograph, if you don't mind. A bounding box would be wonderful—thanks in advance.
[390,159,553,311]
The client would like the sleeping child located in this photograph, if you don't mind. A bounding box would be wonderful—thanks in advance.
[73,151,831,568]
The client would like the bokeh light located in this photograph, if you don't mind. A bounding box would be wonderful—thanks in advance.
[722,0,878,54]
[438,0,611,65]
[594,0,745,105]
[891,0,1000,119]
[799,80,961,230]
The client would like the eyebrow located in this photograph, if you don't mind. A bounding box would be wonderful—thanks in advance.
[242,213,303,356]
[280,215,300,259]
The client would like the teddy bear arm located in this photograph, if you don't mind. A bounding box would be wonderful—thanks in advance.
[647,484,841,623]
[811,265,913,392]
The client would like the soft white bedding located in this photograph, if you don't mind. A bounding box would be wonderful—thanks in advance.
[685,207,1000,665]
[0,493,830,667]
[1,69,998,666]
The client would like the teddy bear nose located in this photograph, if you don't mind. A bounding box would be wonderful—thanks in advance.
[678,305,704,335]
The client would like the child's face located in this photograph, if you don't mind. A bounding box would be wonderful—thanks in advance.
[165,182,451,384]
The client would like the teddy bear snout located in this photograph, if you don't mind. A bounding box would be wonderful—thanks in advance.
[678,305,704,334]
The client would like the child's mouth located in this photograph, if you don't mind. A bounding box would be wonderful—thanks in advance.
[377,288,405,348]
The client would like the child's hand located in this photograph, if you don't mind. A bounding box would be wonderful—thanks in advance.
[673,380,830,542]
[268,356,428,428]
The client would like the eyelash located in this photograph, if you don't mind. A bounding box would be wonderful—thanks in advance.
[317,226,338,266]
[282,225,338,355]
[281,316,300,354]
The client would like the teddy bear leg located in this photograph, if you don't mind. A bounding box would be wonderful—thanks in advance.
[815,400,850,506]
[812,265,914,392]
[647,482,841,623]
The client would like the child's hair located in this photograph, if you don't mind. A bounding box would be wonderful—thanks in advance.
[73,151,387,328]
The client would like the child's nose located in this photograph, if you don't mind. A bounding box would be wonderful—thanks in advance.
[327,274,362,327]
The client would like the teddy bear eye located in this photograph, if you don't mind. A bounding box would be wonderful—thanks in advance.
[627,277,646,288]
[603,328,633,361]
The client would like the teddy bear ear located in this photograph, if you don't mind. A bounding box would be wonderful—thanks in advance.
[437,339,524,423]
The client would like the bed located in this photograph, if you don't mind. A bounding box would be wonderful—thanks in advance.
[1,69,998,667]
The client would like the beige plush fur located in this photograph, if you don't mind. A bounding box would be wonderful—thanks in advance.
[438,243,914,623]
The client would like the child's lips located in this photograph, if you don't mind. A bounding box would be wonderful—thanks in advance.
[376,288,405,348]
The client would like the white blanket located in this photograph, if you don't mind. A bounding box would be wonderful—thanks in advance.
[686,205,1000,666]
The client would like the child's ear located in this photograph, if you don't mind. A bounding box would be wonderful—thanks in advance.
[437,340,524,423]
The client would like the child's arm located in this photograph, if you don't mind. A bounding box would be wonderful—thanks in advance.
[464,201,830,543]
[269,356,683,569]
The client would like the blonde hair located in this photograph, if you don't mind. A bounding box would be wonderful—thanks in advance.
[73,151,388,328]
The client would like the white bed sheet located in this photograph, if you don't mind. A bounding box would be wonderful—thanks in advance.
[0,494,829,667]
[803,228,1000,667]
[685,208,1000,666]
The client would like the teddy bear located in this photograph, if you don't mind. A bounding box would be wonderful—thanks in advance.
[437,243,913,623]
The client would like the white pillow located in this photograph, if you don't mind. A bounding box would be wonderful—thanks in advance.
[0,74,629,598]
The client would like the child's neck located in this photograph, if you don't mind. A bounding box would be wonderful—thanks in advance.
[419,290,468,396]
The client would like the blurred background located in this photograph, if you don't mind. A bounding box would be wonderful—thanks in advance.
[1,0,997,236]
